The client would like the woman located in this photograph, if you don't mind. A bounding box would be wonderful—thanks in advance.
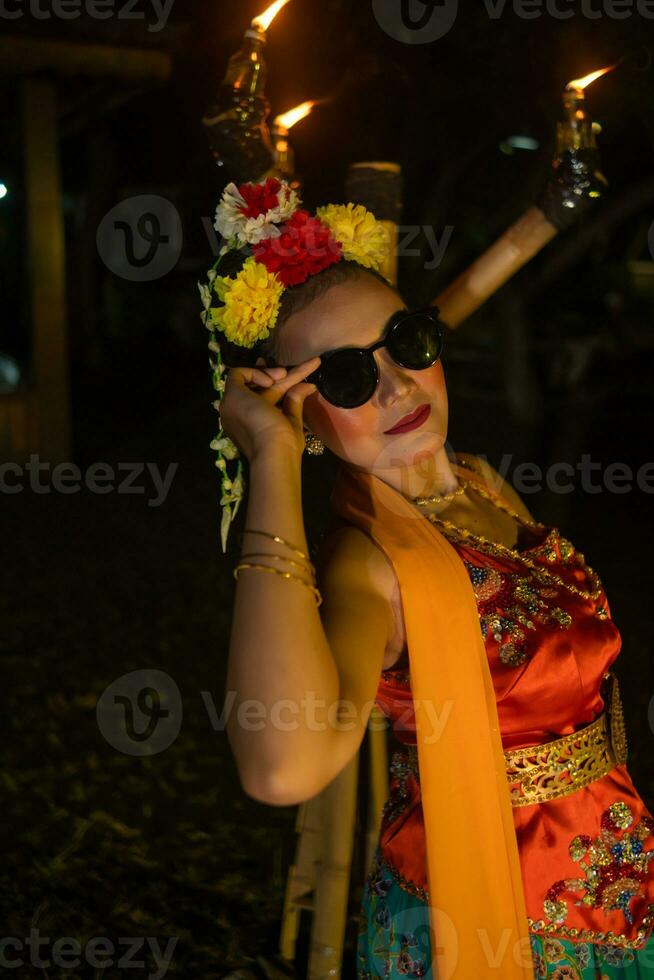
[203,178,654,979]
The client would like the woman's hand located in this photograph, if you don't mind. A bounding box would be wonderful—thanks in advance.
[218,355,322,462]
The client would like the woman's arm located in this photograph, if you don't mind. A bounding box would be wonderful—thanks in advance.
[226,444,393,807]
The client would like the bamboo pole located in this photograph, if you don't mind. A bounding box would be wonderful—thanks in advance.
[279,797,325,963]
[434,205,558,328]
[308,754,360,980]
[21,77,71,462]
[0,36,171,82]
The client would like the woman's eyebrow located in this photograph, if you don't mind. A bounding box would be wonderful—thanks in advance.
[316,314,395,359]
[278,329,380,367]
[280,308,406,368]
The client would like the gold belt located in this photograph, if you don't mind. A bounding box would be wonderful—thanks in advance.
[405,672,628,808]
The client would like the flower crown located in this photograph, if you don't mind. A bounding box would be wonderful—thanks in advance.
[198,176,390,552]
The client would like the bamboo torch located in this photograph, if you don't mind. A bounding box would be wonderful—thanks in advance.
[201,0,291,183]
[266,99,319,192]
[434,65,614,327]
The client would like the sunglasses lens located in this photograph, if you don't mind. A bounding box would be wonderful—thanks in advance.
[388,313,443,369]
[319,349,377,408]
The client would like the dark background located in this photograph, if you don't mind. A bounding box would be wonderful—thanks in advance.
[1,1,653,976]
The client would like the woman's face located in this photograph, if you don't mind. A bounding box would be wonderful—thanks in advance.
[273,274,450,483]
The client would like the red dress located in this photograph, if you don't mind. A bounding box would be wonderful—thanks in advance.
[373,500,654,951]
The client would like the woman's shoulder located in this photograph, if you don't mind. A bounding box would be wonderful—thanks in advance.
[314,519,396,602]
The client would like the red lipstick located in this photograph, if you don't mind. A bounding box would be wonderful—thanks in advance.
[384,403,431,434]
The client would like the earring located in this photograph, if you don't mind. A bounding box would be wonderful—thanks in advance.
[304,429,325,455]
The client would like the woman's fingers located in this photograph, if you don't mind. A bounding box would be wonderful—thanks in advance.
[227,356,321,407]
[255,355,320,383]
[259,357,321,403]
[274,356,321,385]
[230,367,275,389]
[254,357,287,381]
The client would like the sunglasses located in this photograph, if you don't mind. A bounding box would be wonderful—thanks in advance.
[268,306,445,409]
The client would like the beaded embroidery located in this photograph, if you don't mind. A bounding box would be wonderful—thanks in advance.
[463,558,573,667]
[527,904,654,948]
[380,664,410,686]
[425,471,606,606]
[379,467,608,683]
[358,849,430,976]
[543,801,654,928]
[381,750,416,829]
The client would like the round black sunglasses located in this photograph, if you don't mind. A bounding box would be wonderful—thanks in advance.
[266,306,445,409]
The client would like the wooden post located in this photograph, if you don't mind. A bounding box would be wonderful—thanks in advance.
[21,77,71,461]
[307,754,360,979]
[279,796,326,963]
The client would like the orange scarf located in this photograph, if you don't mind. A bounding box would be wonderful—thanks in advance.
[330,460,535,980]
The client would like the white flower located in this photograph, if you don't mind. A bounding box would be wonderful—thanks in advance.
[210,435,239,459]
[220,505,233,554]
[213,180,299,247]
[217,460,245,553]
[207,354,226,373]
[198,281,212,310]
[221,488,239,505]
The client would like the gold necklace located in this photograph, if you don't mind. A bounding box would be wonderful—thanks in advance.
[453,475,548,530]
[416,477,604,603]
[413,482,466,506]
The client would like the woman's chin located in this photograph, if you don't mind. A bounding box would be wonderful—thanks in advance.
[374,430,444,469]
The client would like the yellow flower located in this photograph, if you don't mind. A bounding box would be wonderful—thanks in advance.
[209,257,283,348]
[316,203,389,271]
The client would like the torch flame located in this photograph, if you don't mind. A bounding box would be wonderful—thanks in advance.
[251,0,291,32]
[274,100,316,130]
[566,64,615,91]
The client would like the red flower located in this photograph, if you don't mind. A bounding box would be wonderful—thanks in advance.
[237,177,283,219]
[253,210,342,286]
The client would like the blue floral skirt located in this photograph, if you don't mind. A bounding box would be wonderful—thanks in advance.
[356,850,654,978]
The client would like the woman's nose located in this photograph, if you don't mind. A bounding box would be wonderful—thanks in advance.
[374,350,416,408]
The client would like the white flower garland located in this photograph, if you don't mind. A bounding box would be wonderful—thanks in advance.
[198,260,244,553]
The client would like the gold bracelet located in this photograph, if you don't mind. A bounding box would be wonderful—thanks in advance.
[240,528,309,561]
[233,561,323,607]
[239,551,316,579]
